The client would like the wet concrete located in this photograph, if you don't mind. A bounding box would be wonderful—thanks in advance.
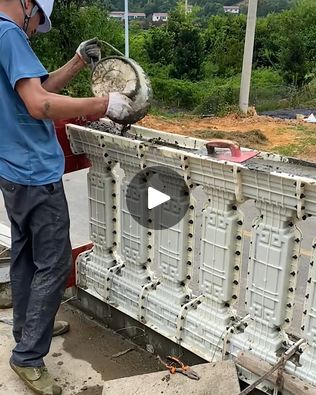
[56,303,162,383]
[0,303,162,395]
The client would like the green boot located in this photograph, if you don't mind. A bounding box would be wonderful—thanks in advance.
[10,361,62,395]
[52,320,70,337]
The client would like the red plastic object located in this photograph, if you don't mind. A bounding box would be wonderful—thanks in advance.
[66,242,94,288]
[205,139,258,163]
[54,117,93,174]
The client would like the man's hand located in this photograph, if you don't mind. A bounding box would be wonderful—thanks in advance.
[76,38,101,69]
[105,92,134,124]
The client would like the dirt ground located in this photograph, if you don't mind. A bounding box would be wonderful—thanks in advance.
[138,113,316,161]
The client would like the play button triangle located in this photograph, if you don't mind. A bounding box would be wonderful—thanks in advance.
[148,187,170,209]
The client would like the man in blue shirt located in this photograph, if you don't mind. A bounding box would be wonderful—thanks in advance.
[0,0,133,393]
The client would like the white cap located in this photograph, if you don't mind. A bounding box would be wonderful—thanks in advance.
[35,0,54,33]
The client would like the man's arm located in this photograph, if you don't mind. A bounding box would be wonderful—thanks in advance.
[41,55,85,93]
[16,77,133,123]
[17,77,107,120]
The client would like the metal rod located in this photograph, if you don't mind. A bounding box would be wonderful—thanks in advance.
[124,0,129,58]
[239,339,305,395]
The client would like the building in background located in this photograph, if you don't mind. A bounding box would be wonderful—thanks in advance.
[223,5,240,14]
[109,11,146,20]
[152,12,169,22]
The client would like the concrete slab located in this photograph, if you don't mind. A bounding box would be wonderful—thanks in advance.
[102,360,240,395]
[0,304,161,395]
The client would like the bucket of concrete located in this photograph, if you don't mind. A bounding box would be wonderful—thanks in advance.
[91,55,152,125]
[0,246,12,309]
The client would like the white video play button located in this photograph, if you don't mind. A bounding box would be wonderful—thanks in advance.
[148,187,170,210]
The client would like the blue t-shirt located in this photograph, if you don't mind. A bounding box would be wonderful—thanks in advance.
[0,13,64,185]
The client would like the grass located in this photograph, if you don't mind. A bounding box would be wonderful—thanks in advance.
[274,124,316,157]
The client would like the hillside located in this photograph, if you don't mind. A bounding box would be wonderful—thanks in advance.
[109,0,294,17]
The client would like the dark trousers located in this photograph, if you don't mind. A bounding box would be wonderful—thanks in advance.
[0,177,72,367]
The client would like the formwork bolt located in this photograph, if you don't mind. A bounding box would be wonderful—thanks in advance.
[301,325,305,331]
[107,278,110,281]
[234,265,239,271]
[188,247,192,252]
[236,235,242,240]
[308,277,312,283]
[289,287,294,292]
[232,295,237,299]
[300,194,305,199]
[109,250,113,254]
[291,271,296,276]
[232,205,237,210]
[235,251,241,256]
[107,167,111,171]
[180,281,185,286]
[276,327,281,332]
[113,260,117,264]
[141,295,145,299]
[185,295,190,299]
[289,222,294,227]
[113,230,117,234]
[104,153,108,157]
[147,245,152,249]
[188,233,193,238]
[233,280,239,285]
[108,161,112,165]
[310,261,314,266]
[187,261,192,266]
[112,180,116,184]
[295,238,300,243]
[293,255,298,259]
[302,215,307,220]
[112,205,116,209]
[184,156,188,160]
[303,310,307,315]
[313,244,316,249]
[113,242,117,246]
[187,275,191,280]
[181,316,184,320]
[143,165,147,168]
[237,220,243,225]
[141,316,144,319]
[306,294,310,299]
[141,306,144,309]
[287,303,292,308]
[148,219,152,223]
[112,218,116,222]
[112,193,116,197]
[148,232,152,236]
[180,327,183,331]
[142,266,146,270]
[147,258,151,262]
[225,303,230,307]
[185,165,189,169]
[190,205,194,210]
[188,220,193,224]
[285,318,290,323]
[282,341,287,346]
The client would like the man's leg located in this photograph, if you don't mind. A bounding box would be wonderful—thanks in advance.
[0,180,72,367]
[0,178,36,342]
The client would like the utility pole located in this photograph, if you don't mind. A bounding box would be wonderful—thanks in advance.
[239,0,258,113]
[124,0,129,58]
